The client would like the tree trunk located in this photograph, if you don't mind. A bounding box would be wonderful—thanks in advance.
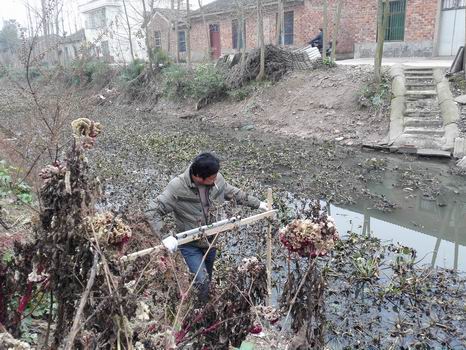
[186,0,192,68]
[322,0,328,60]
[122,0,135,61]
[176,0,181,63]
[197,0,211,60]
[331,0,343,62]
[375,0,389,83]
[41,0,48,37]
[464,2,466,78]
[257,0,266,81]
[276,0,284,45]
[141,0,155,75]
[241,16,246,66]
[26,0,34,38]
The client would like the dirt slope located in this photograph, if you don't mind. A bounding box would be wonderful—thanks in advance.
[202,65,389,145]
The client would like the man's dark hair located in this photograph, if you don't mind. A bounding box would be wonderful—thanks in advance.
[190,152,220,179]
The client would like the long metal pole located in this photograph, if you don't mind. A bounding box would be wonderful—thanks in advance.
[120,210,277,263]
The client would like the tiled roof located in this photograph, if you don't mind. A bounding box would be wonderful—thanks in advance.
[191,0,303,16]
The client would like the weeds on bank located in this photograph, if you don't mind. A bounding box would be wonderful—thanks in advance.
[358,72,391,110]
[162,64,226,101]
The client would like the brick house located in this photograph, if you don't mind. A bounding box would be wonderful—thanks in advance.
[147,0,465,62]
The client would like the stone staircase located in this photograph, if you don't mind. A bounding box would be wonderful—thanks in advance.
[388,66,456,154]
[399,68,444,149]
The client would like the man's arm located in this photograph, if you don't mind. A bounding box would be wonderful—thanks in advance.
[223,182,261,209]
[145,188,176,237]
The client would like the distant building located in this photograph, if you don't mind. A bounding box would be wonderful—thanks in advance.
[78,0,147,63]
[61,29,87,64]
[147,0,465,62]
[146,8,187,61]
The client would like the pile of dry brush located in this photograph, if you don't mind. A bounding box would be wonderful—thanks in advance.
[221,45,319,89]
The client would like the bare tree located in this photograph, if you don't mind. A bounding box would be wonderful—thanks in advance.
[331,0,343,62]
[176,0,181,63]
[186,0,192,68]
[122,0,136,61]
[256,0,265,81]
[233,0,248,65]
[374,0,389,82]
[322,0,328,60]
[276,0,284,45]
[197,0,211,60]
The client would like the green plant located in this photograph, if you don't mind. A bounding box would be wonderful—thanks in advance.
[357,72,391,110]
[322,57,337,68]
[67,59,113,86]
[189,64,226,100]
[119,58,146,82]
[0,160,33,204]
[151,48,171,67]
[162,64,191,99]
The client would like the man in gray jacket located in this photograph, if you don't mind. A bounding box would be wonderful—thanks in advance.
[146,152,267,303]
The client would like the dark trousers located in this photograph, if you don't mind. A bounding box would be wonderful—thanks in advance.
[179,244,217,303]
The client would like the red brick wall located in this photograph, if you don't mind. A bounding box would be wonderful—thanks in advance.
[404,0,438,42]
[151,0,439,61]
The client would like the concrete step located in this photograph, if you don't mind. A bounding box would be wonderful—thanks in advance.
[405,75,434,80]
[404,68,434,72]
[403,127,444,136]
[405,90,437,97]
[405,82,436,88]
[404,70,434,75]
[404,111,441,119]
[406,86,436,92]
[404,118,443,128]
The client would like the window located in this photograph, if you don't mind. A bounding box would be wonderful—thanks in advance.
[178,31,186,52]
[280,11,294,45]
[85,8,106,29]
[442,0,465,10]
[154,31,162,48]
[232,19,246,49]
[384,0,406,41]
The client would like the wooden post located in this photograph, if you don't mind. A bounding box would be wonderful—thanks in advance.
[266,188,273,306]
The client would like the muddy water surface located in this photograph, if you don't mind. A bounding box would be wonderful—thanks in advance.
[331,169,466,271]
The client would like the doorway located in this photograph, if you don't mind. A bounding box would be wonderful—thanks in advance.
[209,24,221,59]
[438,0,465,56]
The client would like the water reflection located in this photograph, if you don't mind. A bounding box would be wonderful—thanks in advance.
[330,191,466,271]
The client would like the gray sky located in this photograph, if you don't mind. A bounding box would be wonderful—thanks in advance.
[1,0,217,29]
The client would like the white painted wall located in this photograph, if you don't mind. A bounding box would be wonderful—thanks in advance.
[78,0,148,63]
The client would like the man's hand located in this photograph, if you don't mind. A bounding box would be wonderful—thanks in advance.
[259,201,269,211]
[162,236,178,253]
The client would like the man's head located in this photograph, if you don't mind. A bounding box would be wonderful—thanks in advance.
[319,28,323,32]
[190,152,220,186]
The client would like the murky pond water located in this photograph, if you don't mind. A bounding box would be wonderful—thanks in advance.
[331,171,466,271]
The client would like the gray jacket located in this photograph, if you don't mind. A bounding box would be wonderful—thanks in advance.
[145,166,260,247]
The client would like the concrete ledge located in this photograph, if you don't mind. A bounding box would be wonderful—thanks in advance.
[442,123,460,151]
[454,137,466,159]
[389,95,405,143]
[390,64,405,79]
[439,99,460,125]
[437,80,454,105]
